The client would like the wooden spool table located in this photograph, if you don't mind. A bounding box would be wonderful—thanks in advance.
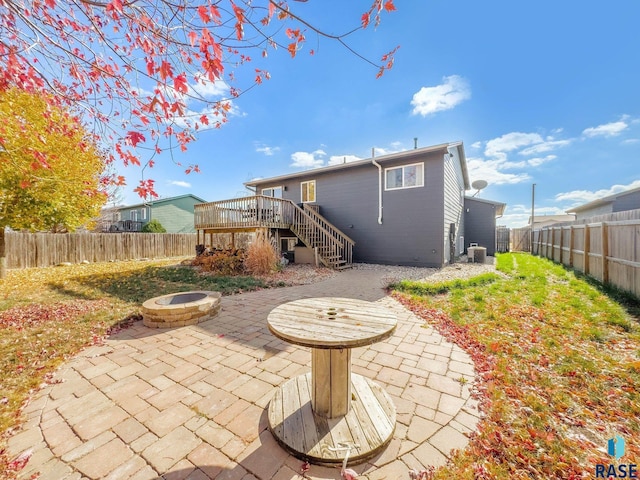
[267,297,397,465]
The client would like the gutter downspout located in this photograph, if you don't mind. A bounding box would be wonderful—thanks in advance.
[371,148,383,224]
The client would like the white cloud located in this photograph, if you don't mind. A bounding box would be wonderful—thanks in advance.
[485,132,543,160]
[499,204,569,228]
[290,150,326,168]
[169,180,191,188]
[471,141,482,149]
[527,155,557,167]
[466,157,531,186]
[170,100,241,130]
[256,144,280,156]
[466,132,567,186]
[189,74,228,99]
[519,140,572,156]
[582,119,628,138]
[328,154,362,166]
[554,179,640,206]
[411,75,471,116]
[373,145,404,156]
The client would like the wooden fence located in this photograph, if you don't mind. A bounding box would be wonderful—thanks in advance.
[1,231,197,270]
[533,219,640,298]
[510,226,532,252]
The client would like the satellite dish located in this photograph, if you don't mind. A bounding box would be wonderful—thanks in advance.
[472,180,488,190]
[471,179,488,197]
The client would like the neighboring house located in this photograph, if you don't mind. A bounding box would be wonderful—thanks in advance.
[194,142,506,268]
[464,197,506,256]
[529,214,576,228]
[100,194,207,233]
[567,186,640,221]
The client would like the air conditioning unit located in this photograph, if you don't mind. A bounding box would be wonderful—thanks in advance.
[467,246,486,263]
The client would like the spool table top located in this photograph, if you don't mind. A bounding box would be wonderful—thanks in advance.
[267,297,397,349]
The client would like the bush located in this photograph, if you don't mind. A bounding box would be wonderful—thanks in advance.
[193,248,246,275]
[244,234,278,275]
[141,219,166,233]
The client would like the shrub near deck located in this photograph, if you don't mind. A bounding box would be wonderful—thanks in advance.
[394,253,640,479]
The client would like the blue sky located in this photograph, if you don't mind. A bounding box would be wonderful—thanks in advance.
[115,1,640,228]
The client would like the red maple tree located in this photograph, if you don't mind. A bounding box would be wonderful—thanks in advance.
[0,0,398,198]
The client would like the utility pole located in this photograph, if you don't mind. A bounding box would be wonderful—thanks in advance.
[531,183,536,254]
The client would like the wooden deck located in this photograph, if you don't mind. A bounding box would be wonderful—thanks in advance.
[194,196,355,268]
[267,373,396,465]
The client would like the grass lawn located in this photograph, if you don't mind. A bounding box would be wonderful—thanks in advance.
[393,253,640,478]
[0,256,274,472]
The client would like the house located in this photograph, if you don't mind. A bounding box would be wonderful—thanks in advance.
[529,214,576,228]
[194,142,506,268]
[100,194,207,233]
[464,197,506,256]
[567,186,640,221]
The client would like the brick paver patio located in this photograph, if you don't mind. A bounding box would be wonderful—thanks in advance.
[7,268,481,479]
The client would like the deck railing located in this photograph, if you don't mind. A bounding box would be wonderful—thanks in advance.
[302,204,354,266]
[194,196,293,230]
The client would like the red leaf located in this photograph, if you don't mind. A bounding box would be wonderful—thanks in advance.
[7,449,32,472]
[384,0,396,12]
[174,73,188,94]
[158,60,173,80]
[197,5,210,23]
[361,12,370,28]
[125,131,145,147]
[210,5,222,24]
[230,1,245,40]
[287,42,297,58]
[188,30,198,47]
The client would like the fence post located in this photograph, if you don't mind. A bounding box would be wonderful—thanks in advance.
[601,222,609,284]
[0,229,5,279]
[584,224,590,275]
[559,226,564,264]
[569,226,574,267]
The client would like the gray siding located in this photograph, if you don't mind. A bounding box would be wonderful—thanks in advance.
[257,149,450,267]
[613,190,640,212]
[463,198,499,256]
[575,203,613,221]
[443,149,465,263]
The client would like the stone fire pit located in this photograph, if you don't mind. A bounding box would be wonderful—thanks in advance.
[142,291,221,328]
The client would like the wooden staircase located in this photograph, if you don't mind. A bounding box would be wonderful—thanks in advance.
[289,203,354,269]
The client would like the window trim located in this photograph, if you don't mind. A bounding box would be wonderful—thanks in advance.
[384,162,425,191]
[300,180,316,203]
[261,186,283,198]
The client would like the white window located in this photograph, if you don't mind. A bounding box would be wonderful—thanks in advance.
[385,163,424,190]
[301,180,316,203]
[262,186,283,198]
[130,210,138,221]
[141,208,147,220]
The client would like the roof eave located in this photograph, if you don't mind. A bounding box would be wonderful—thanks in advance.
[244,142,458,187]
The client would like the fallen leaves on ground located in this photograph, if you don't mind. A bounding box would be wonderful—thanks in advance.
[394,253,640,479]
